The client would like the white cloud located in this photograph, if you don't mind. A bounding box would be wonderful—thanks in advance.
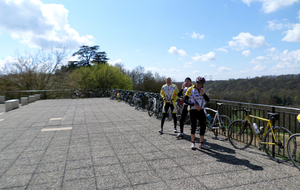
[183,62,193,68]
[298,10,300,21]
[218,67,232,72]
[216,47,228,53]
[168,46,187,56]
[192,52,216,62]
[189,31,204,39]
[229,32,268,50]
[169,68,179,72]
[210,64,217,67]
[0,0,93,49]
[109,59,123,66]
[253,64,267,71]
[250,56,269,64]
[242,50,251,57]
[267,20,294,30]
[267,47,276,52]
[0,56,17,71]
[241,0,299,13]
[273,49,300,69]
[282,24,300,42]
[145,67,160,72]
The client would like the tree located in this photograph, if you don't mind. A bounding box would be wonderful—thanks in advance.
[71,45,109,68]
[0,47,68,91]
[70,64,133,90]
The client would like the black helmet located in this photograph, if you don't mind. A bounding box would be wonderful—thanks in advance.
[196,76,206,83]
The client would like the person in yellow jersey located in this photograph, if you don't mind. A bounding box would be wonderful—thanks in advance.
[184,76,210,149]
[158,77,179,134]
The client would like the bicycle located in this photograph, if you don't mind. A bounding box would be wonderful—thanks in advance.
[228,109,293,163]
[287,115,300,170]
[70,90,85,99]
[203,103,231,141]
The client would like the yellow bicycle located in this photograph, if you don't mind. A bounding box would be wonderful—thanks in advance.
[228,109,293,163]
[287,114,300,170]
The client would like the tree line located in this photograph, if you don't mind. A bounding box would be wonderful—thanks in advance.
[1,45,299,107]
[0,45,166,98]
[204,75,300,107]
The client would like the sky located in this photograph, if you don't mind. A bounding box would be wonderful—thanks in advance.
[0,0,300,82]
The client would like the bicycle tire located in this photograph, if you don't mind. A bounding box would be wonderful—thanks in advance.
[228,120,253,150]
[70,93,77,99]
[263,126,293,163]
[287,134,300,170]
[216,115,231,141]
[148,104,154,117]
[129,99,134,107]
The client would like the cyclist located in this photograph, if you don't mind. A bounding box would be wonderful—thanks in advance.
[184,76,210,149]
[158,77,179,134]
[298,114,300,128]
[176,77,194,139]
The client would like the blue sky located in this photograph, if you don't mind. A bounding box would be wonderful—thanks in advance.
[0,0,300,82]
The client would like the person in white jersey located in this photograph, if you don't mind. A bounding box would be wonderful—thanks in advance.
[184,76,210,149]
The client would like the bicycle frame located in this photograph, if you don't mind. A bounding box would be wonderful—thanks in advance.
[245,114,279,146]
[204,107,221,129]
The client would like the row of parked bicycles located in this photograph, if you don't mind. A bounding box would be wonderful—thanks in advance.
[109,89,300,171]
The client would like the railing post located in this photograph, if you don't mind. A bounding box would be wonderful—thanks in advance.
[272,107,275,158]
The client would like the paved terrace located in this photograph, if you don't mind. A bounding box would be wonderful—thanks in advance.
[0,98,299,190]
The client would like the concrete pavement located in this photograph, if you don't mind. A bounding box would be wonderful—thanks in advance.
[0,98,299,189]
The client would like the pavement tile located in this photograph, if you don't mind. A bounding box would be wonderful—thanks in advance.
[35,161,66,173]
[62,177,97,190]
[0,173,32,189]
[147,158,179,170]
[165,178,207,190]
[29,170,63,185]
[122,161,152,173]
[4,164,38,176]
[133,181,169,190]
[155,166,190,181]
[94,164,124,176]
[96,174,131,189]
[126,170,161,185]
[27,182,62,190]
[64,167,94,181]
[93,156,120,166]
[117,153,145,164]
[66,159,93,170]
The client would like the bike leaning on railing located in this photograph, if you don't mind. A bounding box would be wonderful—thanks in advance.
[287,114,300,170]
[228,109,293,163]
[203,103,231,141]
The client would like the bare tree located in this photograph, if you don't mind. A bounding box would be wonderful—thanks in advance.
[0,47,69,91]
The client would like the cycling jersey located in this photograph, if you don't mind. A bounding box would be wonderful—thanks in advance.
[184,86,209,110]
[160,83,179,113]
[160,84,179,103]
[178,85,194,105]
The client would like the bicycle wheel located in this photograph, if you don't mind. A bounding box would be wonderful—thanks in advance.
[228,120,253,150]
[70,93,77,99]
[263,126,293,163]
[216,115,231,141]
[287,134,300,170]
[148,103,154,117]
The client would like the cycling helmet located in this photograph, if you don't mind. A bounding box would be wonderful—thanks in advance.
[196,76,206,83]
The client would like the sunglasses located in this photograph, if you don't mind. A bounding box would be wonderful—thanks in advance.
[196,82,204,85]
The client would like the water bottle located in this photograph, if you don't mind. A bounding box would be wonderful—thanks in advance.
[253,123,260,134]
[207,114,212,122]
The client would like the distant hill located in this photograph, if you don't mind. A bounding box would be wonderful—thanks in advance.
[176,74,300,107]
